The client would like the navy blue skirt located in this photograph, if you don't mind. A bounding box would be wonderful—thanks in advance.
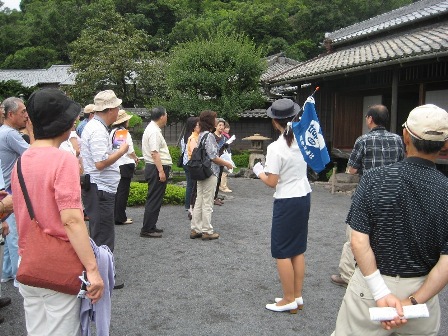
[271,194,311,259]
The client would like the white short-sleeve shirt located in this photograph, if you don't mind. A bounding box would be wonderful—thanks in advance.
[264,135,312,199]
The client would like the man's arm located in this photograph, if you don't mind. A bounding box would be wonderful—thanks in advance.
[347,166,358,174]
[94,142,129,171]
[151,150,166,182]
[402,254,448,306]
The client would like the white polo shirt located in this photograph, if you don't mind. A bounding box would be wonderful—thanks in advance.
[81,116,120,194]
[142,121,172,165]
[264,135,312,199]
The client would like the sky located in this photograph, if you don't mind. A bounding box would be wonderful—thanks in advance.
[2,0,20,10]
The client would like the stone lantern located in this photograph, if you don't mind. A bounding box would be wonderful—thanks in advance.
[242,133,271,169]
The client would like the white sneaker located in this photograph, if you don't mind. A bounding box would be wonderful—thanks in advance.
[13,279,19,288]
[1,277,13,283]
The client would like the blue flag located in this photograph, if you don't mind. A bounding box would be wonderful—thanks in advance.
[292,97,330,173]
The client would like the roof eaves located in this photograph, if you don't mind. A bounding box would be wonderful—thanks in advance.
[267,50,448,87]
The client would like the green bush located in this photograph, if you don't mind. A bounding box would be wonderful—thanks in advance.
[169,145,184,171]
[232,150,250,168]
[128,182,185,206]
[128,113,142,128]
[133,146,145,170]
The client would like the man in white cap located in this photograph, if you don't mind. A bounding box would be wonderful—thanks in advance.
[332,104,448,335]
[80,90,128,289]
[76,104,95,138]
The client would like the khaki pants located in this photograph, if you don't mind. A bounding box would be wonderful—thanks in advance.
[338,225,356,282]
[191,175,217,234]
[332,268,440,336]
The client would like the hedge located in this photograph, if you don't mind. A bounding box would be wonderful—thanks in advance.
[128,182,185,206]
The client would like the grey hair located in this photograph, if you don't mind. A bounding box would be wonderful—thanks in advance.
[2,97,23,117]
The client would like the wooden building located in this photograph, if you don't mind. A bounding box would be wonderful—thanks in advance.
[263,0,448,169]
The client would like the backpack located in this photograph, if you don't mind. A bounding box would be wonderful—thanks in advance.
[187,132,213,180]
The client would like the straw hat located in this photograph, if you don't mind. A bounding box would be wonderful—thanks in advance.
[112,109,132,126]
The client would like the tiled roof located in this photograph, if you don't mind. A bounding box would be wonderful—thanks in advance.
[327,0,448,45]
[239,109,268,118]
[0,65,74,87]
[126,107,268,119]
[267,22,448,85]
[261,54,301,82]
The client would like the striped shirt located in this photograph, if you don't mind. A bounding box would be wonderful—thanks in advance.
[348,157,448,276]
[348,127,404,175]
[81,116,120,194]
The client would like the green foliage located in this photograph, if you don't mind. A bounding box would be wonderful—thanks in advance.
[128,112,142,128]
[0,80,35,101]
[161,30,265,122]
[128,182,185,206]
[232,150,249,168]
[68,2,152,106]
[2,46,59,69]
[169,145,181,163]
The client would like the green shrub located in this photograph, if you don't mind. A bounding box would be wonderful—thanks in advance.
[128,113,142,128]
[169,145,184,171]
[133,146,145,170]
[128,182,185,206]
[232,150,250,168]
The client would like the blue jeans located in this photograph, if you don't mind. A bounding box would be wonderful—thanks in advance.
[183,164,193,210]
[2,213,19,280]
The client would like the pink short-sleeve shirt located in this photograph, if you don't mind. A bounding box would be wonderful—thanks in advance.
[11,147,83,256]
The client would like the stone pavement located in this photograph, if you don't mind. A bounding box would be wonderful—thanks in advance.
[1,178,447,335]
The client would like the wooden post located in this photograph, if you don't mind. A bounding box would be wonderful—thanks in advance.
[331,166,337,194]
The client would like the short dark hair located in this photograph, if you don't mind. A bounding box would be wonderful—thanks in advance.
[183,116,199,144]
[150,106,166,121]
[410,135,445,154]
[366,104,389,127]
[199,110,217,132]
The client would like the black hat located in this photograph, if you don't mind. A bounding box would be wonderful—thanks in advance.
[27,88,81,139]
[266,98,301,119]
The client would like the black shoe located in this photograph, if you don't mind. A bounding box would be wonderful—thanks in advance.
[0,316,4,324]
[140,231,162,238]
[154,228,164,233]
[113,281,125,290]
[0,297,11,309]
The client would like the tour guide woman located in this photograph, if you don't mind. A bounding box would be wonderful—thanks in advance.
[11,88,104,335]
[253,98,312,313]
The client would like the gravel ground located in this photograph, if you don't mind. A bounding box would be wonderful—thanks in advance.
[1,177,447,335]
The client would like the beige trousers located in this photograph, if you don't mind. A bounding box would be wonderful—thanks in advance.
[332,267,440,336]
[191,175,217,234]
[338,225,356,282]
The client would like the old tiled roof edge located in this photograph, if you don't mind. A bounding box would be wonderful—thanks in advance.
[126,108,268,119]
[328,0,448,45]
[266,22,448,85]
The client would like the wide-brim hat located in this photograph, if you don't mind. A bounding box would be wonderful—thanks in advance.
[27,88,81,139]
[402,104,448,141]
[93,90,122,111]
[266,98,301,119]
[112,109,132,126]
[83,104,95,116]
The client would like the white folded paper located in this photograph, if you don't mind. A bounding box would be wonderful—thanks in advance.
[369,304,429,321]
[220,151,236,173]
[225,135,236,145]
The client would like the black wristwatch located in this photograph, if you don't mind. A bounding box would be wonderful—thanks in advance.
[409,295,418,305]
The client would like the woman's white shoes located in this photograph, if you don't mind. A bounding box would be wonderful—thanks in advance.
[265,301,299,314]
[274,297,304,310]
